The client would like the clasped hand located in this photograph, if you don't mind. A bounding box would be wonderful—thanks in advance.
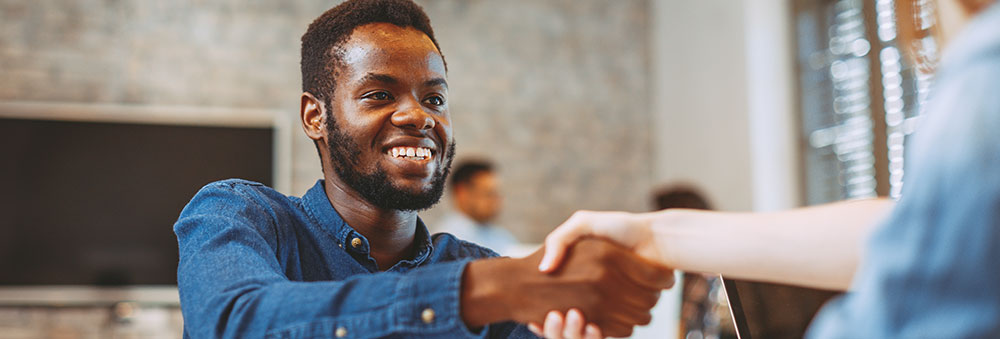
[461,211,672,338]
[531,211,669,339]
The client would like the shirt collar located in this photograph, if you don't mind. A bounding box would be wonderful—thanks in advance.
[302,179,435,269]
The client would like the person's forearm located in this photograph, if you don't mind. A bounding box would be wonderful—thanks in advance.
[460,258,517,328]
[645,198,893,290]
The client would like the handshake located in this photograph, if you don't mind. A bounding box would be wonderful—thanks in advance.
[461,211,672,338]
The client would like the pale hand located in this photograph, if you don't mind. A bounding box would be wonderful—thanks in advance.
[534,210,672,338]
[538,210,668,273]
[526,309,604,339]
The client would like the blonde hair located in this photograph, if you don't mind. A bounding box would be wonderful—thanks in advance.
[895,0,997,72]
[960,0,997,12]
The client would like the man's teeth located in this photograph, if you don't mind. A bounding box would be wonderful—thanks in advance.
[388,146,432,160]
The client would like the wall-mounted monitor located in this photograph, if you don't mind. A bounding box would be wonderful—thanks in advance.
[0,102,291,304]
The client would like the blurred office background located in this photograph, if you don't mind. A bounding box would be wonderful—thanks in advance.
[0,0,927,338]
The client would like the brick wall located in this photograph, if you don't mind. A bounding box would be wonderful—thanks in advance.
[0,0,652,242]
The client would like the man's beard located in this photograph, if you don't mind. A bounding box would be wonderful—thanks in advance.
[326,118,455,211]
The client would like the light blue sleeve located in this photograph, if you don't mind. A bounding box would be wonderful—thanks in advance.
[806,59,1000,338]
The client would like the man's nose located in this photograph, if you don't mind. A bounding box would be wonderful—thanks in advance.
[390,100,435,130]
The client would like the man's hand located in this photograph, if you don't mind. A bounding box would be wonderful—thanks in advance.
[461,238,675,337]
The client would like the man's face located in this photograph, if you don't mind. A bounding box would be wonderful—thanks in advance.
[322,23,454,211]
[456,172,502,223]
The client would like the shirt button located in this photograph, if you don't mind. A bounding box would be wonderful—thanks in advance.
[335,326,347,337]
[421,308,435,324]
[351,237,362,248]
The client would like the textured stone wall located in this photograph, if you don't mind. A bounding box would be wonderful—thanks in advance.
[419,0,653,242]
[0,0,652,242]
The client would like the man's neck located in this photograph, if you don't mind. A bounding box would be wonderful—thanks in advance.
[323,177,418,271]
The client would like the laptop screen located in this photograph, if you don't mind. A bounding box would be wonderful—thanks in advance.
[723,278,841,339]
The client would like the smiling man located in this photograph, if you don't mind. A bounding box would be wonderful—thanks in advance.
[174,0,673,338]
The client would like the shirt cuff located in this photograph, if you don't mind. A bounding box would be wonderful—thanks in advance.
[393,259,489,338]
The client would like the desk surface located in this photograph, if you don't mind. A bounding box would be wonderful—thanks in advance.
[0,286,179,307]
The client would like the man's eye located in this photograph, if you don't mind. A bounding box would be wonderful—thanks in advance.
[425,96,445,106]
[365,92,392,101]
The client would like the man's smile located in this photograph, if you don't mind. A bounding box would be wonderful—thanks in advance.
[380,135,440,175]
[382,141,439,176]
[387,146,433,161]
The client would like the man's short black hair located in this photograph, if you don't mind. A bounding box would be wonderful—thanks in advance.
[449,160,494,191]
[301,0,446,106]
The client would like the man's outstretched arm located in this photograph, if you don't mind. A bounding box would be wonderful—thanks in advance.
[175,183,492,338]
[176,182,673,338]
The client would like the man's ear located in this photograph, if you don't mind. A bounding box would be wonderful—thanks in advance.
[300,92,326,142]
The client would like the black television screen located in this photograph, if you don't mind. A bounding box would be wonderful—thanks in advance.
[0,117,273,286]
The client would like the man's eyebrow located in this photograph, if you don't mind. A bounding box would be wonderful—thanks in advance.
[357,74,446,89]
[424,78,448,89]
[359,73,399,85]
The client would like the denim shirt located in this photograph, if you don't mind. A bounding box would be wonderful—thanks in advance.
[807,3,1000,338]
[174,179,535,338]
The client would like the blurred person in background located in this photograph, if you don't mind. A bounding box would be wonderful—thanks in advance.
[534,0,1000,338]
[651,186,736,339]
[437,160,519,254]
